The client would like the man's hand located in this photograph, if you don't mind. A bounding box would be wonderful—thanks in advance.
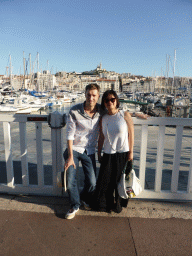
[135,112,149,119]
[64,156,76,171]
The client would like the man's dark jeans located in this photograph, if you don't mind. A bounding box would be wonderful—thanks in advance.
[63,149,96,209]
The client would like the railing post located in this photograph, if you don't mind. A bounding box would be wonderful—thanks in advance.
[50,111,66,195]
[187,144,192,193]
[139,124,148,189]
[3,122,14,187]
[155,125,165,192]
[171,125,183,193]
[36,122,44,187]
[19,122,28,187]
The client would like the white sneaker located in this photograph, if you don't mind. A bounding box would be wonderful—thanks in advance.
[65,208,79,219]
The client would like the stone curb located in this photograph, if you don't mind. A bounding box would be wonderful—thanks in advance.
[0,194,192,219]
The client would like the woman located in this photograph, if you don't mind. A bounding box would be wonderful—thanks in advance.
[91,90,134,213]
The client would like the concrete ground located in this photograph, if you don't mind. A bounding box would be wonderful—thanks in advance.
[0,194,192,256]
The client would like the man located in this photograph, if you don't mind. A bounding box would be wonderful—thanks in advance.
[64,83,101,219]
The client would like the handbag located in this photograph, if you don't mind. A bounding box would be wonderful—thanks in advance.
[118,162,143,199]
[125,169,143,198]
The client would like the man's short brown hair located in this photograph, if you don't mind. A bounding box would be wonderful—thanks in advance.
[85,83,100,93]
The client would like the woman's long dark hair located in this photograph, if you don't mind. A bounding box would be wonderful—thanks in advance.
[101,90,120,110]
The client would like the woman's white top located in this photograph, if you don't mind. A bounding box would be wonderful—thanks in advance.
[102,110,129,154]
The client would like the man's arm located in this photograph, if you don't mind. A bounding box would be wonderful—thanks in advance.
[64,140,76,171]
[124,111,134,161]
[130,112,149,119]
[134,112,149,119]
[64,111,76,171]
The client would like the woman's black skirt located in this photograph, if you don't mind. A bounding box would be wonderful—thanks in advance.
[91,152,131,213]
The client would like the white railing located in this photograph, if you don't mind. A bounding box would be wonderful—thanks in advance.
[0,112,65,196]
[0,113,192,201]
[134,117,192,200]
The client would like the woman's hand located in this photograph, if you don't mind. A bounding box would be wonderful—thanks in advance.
[128,151,133,161]
[98,154,102,163]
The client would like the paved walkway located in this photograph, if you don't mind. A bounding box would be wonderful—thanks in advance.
[0,194,192,255]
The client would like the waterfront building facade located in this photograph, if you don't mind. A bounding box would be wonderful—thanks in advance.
[34,71,57,91]
[1,62,191,96]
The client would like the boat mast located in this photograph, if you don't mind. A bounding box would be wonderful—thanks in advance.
[9,54,12,88]
[29,53,31,90]
[160,67,163,93]
[23,51,25,90]
[166,54,170,93]
[172,49,177,104]
[6,66,9,78]
[37,52,39,92]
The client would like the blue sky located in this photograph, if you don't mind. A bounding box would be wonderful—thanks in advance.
[1,0,192,77]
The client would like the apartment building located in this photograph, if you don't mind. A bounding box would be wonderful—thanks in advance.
[34,71,57,91]
[56,73,120,92]
[96,78,119,92]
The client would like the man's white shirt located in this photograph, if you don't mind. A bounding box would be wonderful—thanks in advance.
[66,103,103,155]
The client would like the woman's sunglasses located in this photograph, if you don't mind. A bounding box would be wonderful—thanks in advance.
[104,98,116,103]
